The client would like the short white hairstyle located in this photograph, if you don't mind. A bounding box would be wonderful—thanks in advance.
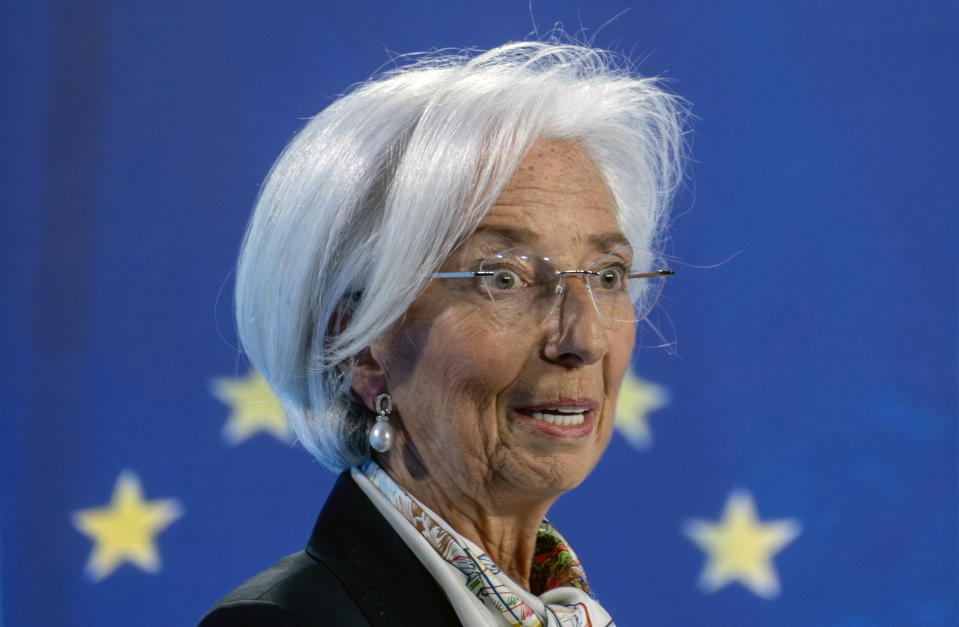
[235,40,688,471]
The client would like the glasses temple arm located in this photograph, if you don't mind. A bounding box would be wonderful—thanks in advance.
[432,271,494,279]
[627,269,675,279]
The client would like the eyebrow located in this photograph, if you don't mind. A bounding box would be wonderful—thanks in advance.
[469,226,537,246]
[470,226,630,252]
[589,231,631,252]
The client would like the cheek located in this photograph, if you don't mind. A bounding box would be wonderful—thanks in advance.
[387,313,531,429]
[395,320,534,471]
[423,321,528,409]
[602,324,637,414]
[609,324,636,377]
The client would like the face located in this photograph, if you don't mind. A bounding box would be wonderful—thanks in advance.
[358,140,636,506]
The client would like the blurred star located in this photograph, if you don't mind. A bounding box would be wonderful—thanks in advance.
[614,369,669,449]
[212,369,290,445]
[683,489,801,599]
[72,471,183,582]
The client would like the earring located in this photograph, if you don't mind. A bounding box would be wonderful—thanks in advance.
[368,393,394,453]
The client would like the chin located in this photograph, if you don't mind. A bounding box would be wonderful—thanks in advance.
[500,452,599,498]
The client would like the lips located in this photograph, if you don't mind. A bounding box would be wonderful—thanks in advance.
[512,399,599,438]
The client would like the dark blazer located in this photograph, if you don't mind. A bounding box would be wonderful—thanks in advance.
[198,473,461,626]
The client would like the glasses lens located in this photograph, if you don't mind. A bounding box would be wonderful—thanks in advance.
[588,248,667,323]
[478,248,554,322]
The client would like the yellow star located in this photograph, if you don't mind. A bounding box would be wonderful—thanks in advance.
[683,489,801,599]
[614,369,669,449]
[211,369,290,445]
[72,471,183,582]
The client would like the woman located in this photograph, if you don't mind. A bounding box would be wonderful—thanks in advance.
[201,40,685,626]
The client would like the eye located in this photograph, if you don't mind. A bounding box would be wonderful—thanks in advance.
[491,269,521,291]
[479,249,538,292]
[596,266,626,290]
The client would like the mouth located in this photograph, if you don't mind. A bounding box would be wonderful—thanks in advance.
[512,399,599,438]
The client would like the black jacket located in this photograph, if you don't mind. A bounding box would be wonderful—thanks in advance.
[198,472,461,626]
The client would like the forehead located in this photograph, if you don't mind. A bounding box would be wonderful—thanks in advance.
[470,139,627,253]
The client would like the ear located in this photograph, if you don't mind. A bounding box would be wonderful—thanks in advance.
[347,346,387,413]
[327,297,385,413]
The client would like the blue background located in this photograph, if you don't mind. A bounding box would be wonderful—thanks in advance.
[2,1,956,625]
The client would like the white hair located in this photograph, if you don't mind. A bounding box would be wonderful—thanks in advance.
[234,40,688,471]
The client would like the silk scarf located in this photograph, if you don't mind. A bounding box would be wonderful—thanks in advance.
[353,460,615,627]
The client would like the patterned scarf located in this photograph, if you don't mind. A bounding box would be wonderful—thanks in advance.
[356,460,614,627]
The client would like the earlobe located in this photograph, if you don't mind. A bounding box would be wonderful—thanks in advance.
[348,347,388,412]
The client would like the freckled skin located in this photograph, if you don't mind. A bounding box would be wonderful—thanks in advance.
[351,139,636,588]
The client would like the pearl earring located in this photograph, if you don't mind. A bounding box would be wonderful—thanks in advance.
[368,393,394,453]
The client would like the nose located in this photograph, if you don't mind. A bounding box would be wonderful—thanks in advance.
[542,276,608,367]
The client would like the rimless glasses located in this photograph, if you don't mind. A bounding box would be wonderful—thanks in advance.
[431,246,673,324]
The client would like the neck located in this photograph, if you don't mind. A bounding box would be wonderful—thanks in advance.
[378,454,558,590]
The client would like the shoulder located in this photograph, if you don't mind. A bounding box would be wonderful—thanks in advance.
[198,551,369,626]
[199,473,460,626]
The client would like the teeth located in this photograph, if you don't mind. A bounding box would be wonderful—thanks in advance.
[528,410,586,426]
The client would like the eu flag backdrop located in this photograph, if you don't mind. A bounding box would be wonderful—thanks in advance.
[2,1,956,625]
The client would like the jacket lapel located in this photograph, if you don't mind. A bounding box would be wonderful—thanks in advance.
[305,472,460,626]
